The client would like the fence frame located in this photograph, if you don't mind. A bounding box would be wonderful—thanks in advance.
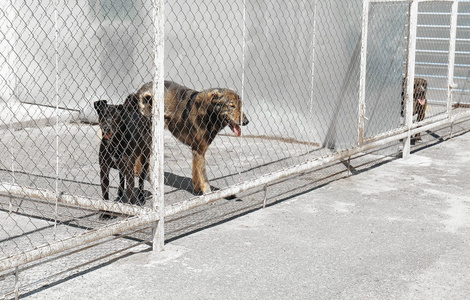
[150,0,166,253]
[0,0,468,282]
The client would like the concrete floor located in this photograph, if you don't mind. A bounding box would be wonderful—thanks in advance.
[21,129,470,300]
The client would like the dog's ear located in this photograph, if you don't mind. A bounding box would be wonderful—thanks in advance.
[94,100,108,114]
[207,89,223,103]
[141,94,153,105]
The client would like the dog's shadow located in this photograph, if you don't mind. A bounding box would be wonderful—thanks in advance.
[164,172,194,194]
[163,172,237,200]
[133,172,192,201]
[130,172,237,202]
[133,172,201,206]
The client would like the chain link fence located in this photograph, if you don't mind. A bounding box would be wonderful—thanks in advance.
[1,0,470,297]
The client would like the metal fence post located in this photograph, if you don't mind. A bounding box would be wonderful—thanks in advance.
[1,1,17,102]
[403,0,419,159]
[309,0,318,143]
[358,0,370,146]
[54,0,60,242]
[447,0,459,117]
[151,0,165,252]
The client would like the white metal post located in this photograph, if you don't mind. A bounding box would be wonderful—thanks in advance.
[1,1,17,102]
[151,0,165,252]
[14,267,19,300]
[309,0,319,147]
[403,0,419,159]
[54,0,61,242]
[3,0,17,214]
[447,0,458,116]
[358,0,370,146]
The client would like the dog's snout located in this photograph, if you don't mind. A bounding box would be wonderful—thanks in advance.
[242,114,249,126]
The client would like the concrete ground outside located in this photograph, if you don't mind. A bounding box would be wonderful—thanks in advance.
[24,130,470,299]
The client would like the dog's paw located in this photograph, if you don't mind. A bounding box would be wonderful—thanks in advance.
[412,134,422,143]
[201,183,212,194]
[193,189,204,196]
[98,211,117,220]
[114,195,126,203]
[193,184,210,195]
[137,191,147,206]
[224,194,237,200]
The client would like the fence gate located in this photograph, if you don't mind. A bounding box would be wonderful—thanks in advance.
[1,0,470,297]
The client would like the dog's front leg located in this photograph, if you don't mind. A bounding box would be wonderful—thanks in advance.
[99,154,114,219]
[192,149,210,194]
[117,171,125,201]
[121,158,136,204]
[414,104,426,141]
[99,159,110,201]
[138,154,148,204]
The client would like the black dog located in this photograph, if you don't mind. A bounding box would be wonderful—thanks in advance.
[94,98,149,206]
[94,100,124,203]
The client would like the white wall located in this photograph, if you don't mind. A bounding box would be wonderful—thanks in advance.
[2,0,418,148]
[3,0,153,111]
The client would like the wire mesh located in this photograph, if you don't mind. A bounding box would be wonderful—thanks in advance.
[416,1,452,118]
[0,0,160,280]
[365,2,408,139]
[1,0,470,297]
[455,1,470,105]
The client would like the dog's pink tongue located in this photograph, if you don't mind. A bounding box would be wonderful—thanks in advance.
[418,98,426,106]
[232,122,241,137]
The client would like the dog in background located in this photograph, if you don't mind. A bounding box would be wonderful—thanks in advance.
[401,77,428,140]
[94,98,149,206]
[136,81,249,194]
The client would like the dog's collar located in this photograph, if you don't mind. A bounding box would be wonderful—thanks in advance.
[102,132,113,140]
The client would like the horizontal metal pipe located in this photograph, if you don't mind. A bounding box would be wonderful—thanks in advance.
[0,213,158,272]
[417,37,470,43]
[417,25,470,29]
[365,110,470,143]
[418,12,470,16]
[429,88,470,93]
[0,183,151,216]
[369,0,456,3]
[414,74,469,79]
[417,50,470,55]
[165,110,470,217]
[416,62,470,68]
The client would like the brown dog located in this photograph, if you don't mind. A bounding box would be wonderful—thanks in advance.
[401,77,427,122]
[136,81,249,194]
[401,77,428,140]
